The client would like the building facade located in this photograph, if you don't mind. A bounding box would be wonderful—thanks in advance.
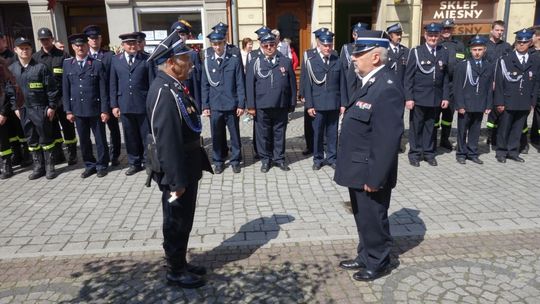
[0,0,537,58]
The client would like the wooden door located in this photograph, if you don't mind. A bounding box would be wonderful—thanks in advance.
[266,0,311,65]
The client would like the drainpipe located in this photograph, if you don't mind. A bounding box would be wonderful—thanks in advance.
[231,0,239,45]
[503,0,511,40]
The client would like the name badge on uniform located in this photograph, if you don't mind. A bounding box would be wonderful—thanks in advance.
[280,66,286,76]
[355,101,372,110]
[438,61,444,70]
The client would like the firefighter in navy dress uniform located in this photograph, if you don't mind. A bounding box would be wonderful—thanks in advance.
[246,32,297,173]
[63,33,110,178]
[9,37,59,180]
[84,24,122,167]
[339,22,369,99]
[300,29,346,170]
[334,30,404,282]
[201,30,245,174]
[110,32,155,176]
[385,23,409,152]
[146,35,212,289]
[404,22,450,167]
[453,35,494,164]
[493,29,539,163]
[435,19,466,150]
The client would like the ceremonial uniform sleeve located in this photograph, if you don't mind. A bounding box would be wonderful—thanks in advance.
[453,62,465,109]
[486,65,494,110]
[43,65,58,109]
[235,59,246,109]
[288,60,297,108]
[109,61,119,108]
[245,58,256,109]
[442,51,450,101]
[366,82,404,189]
[200,59,210,110]
[98,63,109,113]
[301,57,314,109]
[62,61,72,113]
[493,59,505,107]
[404,48,416,100]
[152,88,188,191]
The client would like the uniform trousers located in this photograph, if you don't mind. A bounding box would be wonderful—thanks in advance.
[75,116,109,170]
[20,106,54,150]
[408,105,437,161]
[210,110,241,165]
[161,183,198,267]
[304,108,314,152]
[312,110,338,165]
[0,110,24,157]
[255,108,288,165]
[349,187,392,271]
[456,112,483,159]
[121,113,149,167]
[106,115,121,161]
[496,110,528,158]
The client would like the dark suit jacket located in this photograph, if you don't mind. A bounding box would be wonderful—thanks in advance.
[201,52,246,111]
[300,48,346,110]
[62,57,108,116]
[334,66,404,190]
[404,44,450,107]
[494,51,539,111]
[385,44,409,87]
[245,52,297,109]
[453,58,494,112]
[146,71,210,191]
[110,52,155,114]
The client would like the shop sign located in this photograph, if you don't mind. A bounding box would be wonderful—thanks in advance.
[423,0,496,23]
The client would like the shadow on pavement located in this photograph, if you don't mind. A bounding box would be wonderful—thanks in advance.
[390,208,426,258]
[61,214,338,303]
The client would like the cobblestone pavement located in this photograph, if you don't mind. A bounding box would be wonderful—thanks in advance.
[1,108,540,302]
[0,229,539,303]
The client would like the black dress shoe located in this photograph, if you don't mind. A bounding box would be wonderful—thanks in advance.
[125,165,143,176]
[426,158,438,166]
[302,149,313,156]
[521,144,529,154]
[468,157,483,164]
[81,168,97,178]
[409,159,420,167]
[312,163,322,171]
[186,263,207,276]
[352,264,392,281]
[260,163,270,173]
[339,259,366,270]
[214,165,224,174]
[166,270,205,288]
[508,155,525,162]
[110,158,120,167]
[456,158,466,164]
[96,169,108,178]
[277,162,290,171]
[496,156,506,163]
[231,164,241,173]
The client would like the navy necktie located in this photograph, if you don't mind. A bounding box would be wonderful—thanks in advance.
[128,54,134,66]
[217,57,223,66]
[78,61,84,69]
[323,56,329,65]
[430,48,435,57]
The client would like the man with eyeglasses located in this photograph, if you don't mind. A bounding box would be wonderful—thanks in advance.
[62,33,110,178]
[83,25,121,167]
[493,29,539,163]
[404,22,450,167]
[33,27,75,166]
[246,32,297,173]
